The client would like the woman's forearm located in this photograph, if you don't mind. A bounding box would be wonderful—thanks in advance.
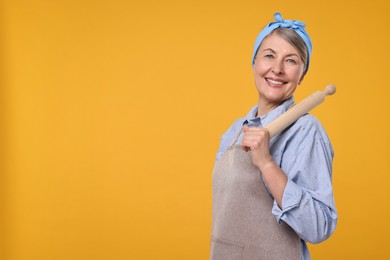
[257,160,287,209]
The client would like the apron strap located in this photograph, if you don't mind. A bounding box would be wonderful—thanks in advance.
[229,126,244,147]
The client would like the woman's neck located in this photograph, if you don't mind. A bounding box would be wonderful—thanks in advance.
[256,102,279,117]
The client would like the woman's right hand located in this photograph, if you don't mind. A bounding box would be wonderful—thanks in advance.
[241,125,274,170]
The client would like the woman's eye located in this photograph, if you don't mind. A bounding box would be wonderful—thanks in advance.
[286,59,297,64]
[264,54,274,59]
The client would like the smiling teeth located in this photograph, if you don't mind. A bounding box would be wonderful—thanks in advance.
[267,78,284,85]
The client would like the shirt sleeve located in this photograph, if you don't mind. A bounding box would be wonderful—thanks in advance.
[271,117,338,244]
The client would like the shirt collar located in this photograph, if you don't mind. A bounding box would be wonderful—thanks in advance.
[243,96,295,127]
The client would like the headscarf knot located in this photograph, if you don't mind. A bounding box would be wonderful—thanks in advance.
[271,12,306,30]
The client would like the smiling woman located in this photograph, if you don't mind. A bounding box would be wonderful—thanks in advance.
[210,12,337,260]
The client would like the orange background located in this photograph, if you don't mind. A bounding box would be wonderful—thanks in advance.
[1,0,390,259]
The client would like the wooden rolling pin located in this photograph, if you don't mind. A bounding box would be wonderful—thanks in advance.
[265,84,336,137]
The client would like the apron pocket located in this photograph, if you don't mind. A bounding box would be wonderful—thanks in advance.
[210,237,243,260]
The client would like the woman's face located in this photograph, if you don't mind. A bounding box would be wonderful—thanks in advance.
[253,32,305,112]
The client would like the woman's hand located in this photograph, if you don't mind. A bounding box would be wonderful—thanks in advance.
[241,125,274,170]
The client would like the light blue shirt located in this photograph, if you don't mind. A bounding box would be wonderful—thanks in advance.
[215,97,338,260]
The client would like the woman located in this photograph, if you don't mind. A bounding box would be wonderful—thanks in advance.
[211,13,337,260]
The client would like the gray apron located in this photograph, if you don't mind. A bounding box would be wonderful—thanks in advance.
[211,128,300,260]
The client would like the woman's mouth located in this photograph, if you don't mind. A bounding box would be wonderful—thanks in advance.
[265,78,286,86]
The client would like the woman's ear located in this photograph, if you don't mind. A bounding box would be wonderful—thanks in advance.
[298,73,305,85]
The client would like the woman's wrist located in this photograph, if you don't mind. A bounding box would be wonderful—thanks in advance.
[255,155,276,172]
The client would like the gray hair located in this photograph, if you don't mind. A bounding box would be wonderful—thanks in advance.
[271,28,309,75]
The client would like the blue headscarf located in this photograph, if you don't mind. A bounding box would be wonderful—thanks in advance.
[252,12,312,73]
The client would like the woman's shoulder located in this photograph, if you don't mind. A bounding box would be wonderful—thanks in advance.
[294,113,321,128]
[284,113,332,145]
[221,117,245,139]
[272,113,334,159]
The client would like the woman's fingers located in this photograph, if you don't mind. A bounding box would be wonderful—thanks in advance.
[242,126,272,167]
[242,126,270,149]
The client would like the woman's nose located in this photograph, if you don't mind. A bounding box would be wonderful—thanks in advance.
[272,60,284,75]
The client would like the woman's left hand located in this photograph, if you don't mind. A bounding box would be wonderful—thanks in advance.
[242,126,274,170]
